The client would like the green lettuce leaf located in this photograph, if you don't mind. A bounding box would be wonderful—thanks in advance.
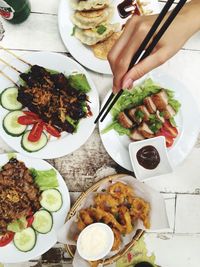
[7,217,27,233]
[30,168,58,191]
[101,121,131,136]
[68,73,91,93]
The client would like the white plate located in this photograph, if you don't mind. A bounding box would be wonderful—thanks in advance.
[99,71,200,171]
[0,52,99,159]
[58,0,160,74]
[0,153,70,263]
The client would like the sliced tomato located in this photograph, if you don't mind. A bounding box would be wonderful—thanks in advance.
[26,216,34,227]
[18,116,41,125]
[163,121,178,138]
[28,122,44,142]
[44,124,61,138]
[165,136,174,148]
[156,130,174,148]
[0,232,14,247]
[23,111,40,120]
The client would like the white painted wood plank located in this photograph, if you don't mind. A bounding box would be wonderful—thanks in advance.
[0,14,66,52]
[175,195,200,233]
[144,233,200,267]
[30,0,58,14]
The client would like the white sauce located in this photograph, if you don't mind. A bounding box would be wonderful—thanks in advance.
[77,223,114,261]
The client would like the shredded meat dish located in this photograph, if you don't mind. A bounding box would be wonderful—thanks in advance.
[18,65,89,133]
[0,158,41,234]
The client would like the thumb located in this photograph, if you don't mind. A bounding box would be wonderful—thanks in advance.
[122,48,169,88]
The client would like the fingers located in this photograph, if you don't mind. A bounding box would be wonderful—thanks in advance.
[122,47,170,88]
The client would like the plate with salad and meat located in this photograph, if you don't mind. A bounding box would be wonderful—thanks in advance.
[99,71,200,171]
[0,153,70,263]
[0,52,99,159]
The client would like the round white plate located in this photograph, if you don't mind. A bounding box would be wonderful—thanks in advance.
[99,71,200,171]
[0,153,70,263]
[58,0,160,74]
[0,52,99,159]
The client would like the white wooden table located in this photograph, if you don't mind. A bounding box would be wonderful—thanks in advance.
[0,1,200,266]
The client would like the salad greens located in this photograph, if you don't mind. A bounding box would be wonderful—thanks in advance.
[102,78,181,136]
[30,168,58,191]
[68,73,91,93]
[7,217,27,233]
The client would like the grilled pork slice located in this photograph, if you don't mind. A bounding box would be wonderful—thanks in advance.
[151,90,168,110]
[163,105,176,119]
[127,108,136,122]
[143,97,157,114]
[138,122,154,138]
[137,105,150,122]
[118,112,133,129]
[130,129,145,141]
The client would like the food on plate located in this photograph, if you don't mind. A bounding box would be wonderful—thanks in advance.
[70,0,121,60]
[76,182,150,252]
[70,0,110,11]
[102,79,181,148]
[74,23,120,46]
[1,64,92,152]
[71,7,113,29]
[0,157,63,251]
[91,31,122,60]
[136,145,160,170]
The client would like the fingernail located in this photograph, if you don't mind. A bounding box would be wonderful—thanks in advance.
[122,78,133,89]
[112,86,118,94]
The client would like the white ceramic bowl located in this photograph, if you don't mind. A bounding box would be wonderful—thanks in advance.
[77,223,114,261]
[129,136,173,181]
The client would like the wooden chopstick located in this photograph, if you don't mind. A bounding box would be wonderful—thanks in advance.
[94,0,175,124]
[0,70,19,87]
[0,44,32,67]
[94,0,183,124]
[0,58,22,73]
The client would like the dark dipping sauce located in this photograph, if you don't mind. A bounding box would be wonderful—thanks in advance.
[136,145,160,170]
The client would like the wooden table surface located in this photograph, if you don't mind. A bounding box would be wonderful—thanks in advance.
[0,1,200,266]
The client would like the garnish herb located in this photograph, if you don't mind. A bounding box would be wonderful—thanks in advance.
[96,25,107,35]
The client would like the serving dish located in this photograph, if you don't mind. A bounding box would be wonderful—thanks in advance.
[61,173,168,266]
[58,0,160,74]
[99,70,200,171]
[0,52,99,159]
[0,153,70,263]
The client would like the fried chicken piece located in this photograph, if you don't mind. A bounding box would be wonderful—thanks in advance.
[94,193,119,213]
[118,206,133,234]
[112,228,121,251]
[108,182,134,203]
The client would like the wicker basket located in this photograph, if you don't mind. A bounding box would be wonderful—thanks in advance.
[65,174,145,266]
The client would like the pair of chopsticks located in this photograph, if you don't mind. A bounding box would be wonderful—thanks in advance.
[0,44,31,86]
[95,0,187,124]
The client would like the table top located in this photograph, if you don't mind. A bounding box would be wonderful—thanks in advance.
[0,1,200,267]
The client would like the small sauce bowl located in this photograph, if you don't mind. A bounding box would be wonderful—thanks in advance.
[77,223,114,261]
[129,136,173,181]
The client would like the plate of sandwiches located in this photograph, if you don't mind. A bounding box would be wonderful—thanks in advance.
[58,0,160,74]
[99,70,200,171]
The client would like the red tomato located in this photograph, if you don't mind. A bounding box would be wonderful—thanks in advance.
[0,232,14,247]
[163,121,178,138]
[156,131,174,148]
[28,122,44,142]
[26,216,34,227]
[44,124,61,138]
[23,111,40,120]
[18,116,41,125]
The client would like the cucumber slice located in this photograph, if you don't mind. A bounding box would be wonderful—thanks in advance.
[1,87,22,110]
[32,210,53,234]
[14,227,36,252]
[21,131,48,152]
[40,189,63,212]
[3,111,26,136]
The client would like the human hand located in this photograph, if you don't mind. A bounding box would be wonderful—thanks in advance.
[108,1,200,93]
